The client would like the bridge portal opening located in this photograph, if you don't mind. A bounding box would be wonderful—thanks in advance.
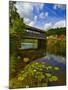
[21,39,38,49]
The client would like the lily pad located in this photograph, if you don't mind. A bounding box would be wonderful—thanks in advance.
[49,76,58,82]
[45,73,52,77]
[54,67,60,70]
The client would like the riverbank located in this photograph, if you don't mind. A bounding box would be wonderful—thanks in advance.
[46,37,66,57]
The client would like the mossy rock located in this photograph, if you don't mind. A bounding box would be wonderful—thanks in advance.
[23,57,30,63]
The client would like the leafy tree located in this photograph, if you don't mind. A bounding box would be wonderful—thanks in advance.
[46,27,66,36]
[9,1,26,78]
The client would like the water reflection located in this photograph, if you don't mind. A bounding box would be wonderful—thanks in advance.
[21,42,37,49]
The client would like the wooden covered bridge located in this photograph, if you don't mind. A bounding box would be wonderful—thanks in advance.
[18,25,47,63]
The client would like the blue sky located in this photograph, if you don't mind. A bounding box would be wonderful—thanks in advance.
[15,2,66,31]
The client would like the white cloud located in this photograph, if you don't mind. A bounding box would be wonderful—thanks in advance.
[39,12,48,19]
[24,16,37,27]
[53,5,57,10]
[43,20,66,31]
[53,4,66,10]
[29,21,35,27]
[24,16,37,26]
[39,12,44,19]
[24,18,31,24]
[33,3,44,13]
[43,22,52,30]
[34,16,37,21]
[45,12,48,17]
[16,2,33,18]
[57,5,66,9]
[16,2,44,19]
[53,20,66,28]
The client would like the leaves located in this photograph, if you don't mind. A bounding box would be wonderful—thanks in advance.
[47,38,66,56]
[45,73,52,78]
[9,1,26,79]
[10,61,61,88]
[37,73,45,81]
[49,76,58,82]
[45,66,52,70]
[46,27,66,36]
[18,76,24,81]
[17,62,59,85]
[54,67,60,70]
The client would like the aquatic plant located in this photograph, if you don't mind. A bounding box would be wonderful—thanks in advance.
[9,61,61,88]
[16,62,60,88]
[49,76,58,82]
[54,67,60,70]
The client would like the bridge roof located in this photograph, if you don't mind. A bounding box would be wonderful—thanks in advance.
[25,25,46,33]
[24,25,46,39]
[10,25,46,40]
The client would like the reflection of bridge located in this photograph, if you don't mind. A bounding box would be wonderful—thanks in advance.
[18,25,47,63]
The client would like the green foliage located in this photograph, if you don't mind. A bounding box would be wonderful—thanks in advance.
[10,55,16,73]
[45,65,52,70]
[17,62,60,82]
[36,72,45,81]
[9,1,26,36]
[49,76,58,82]
[46,27,66,36]
[9,62,60,88]
[54,67,60,70]
[45,73,52,78]
[47,39,66,56]
[9,54,18,78]
[9,1,26,79]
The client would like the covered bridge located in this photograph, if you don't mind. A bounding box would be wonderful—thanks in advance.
[18,25,47,62]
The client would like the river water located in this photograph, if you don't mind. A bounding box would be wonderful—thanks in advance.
[33,54,66,73]
[21,42,37,49]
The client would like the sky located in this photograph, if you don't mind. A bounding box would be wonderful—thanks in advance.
[15,1,66,31]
